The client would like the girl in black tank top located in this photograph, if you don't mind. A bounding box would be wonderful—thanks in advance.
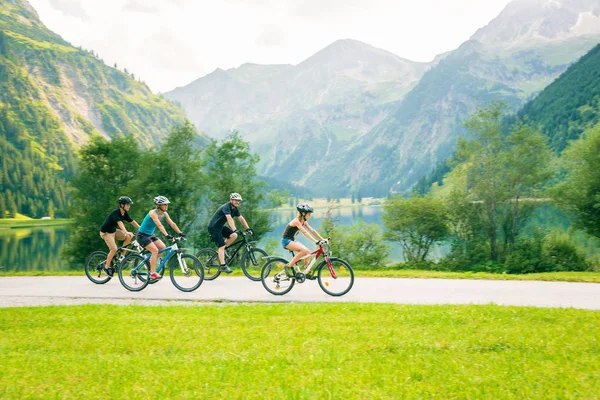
[281,204,325,269]
[282,223,301,240]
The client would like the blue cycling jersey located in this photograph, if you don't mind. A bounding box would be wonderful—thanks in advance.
[138,210,166,235]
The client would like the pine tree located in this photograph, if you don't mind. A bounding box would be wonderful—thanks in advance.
[0,197,6,218]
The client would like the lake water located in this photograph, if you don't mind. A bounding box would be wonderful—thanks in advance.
[0,206,420,272]
[4,204,593,272]
[261,206,447,261]
[0,226,71,272]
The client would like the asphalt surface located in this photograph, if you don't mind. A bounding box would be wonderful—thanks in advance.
[1,276,600,309]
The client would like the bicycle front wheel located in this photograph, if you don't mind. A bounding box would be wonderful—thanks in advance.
[241,247,268,281]
[317,257,354,297]
[118,254,150,292]
[85,251,111,284]
[195,248,221,281]
[261,257,294,296]
[170,254,204,292]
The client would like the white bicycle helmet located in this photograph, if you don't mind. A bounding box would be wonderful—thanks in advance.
[153,195,170,205]
[230,193,243,201]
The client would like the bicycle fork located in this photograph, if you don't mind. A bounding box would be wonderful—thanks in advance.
[325,257,337,279]
[176,253,190,275]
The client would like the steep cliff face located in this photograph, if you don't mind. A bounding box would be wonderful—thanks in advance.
[1,0,190,148]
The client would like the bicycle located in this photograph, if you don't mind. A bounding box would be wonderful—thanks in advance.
[118,236,204,292]
[195,229,268,281]
[85,239,145,284]
[260,239,354,297]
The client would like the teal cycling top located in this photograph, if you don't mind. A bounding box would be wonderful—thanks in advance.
[138,210,166,235]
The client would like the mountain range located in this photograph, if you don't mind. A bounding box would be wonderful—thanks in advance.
[165,0,600,197]
[3,0,600,217]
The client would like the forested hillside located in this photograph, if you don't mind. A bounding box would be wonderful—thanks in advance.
[419,42,600,195]
[0,0,197,218]
[518,43,600,151]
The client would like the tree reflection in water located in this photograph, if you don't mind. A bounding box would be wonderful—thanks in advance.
[0,227,70,272]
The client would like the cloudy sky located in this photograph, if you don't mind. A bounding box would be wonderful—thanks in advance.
[27,0,512,93]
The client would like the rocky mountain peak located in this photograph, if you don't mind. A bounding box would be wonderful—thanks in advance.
[298,38,418,70]
[470,0,600,48]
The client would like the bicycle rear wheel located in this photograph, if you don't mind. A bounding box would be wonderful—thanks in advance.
[85,251,111,284]
[241,247,268,281]
[317,257,354,297]
[261,257,294,295]
[195,248,221,280]
[118,254,151,292]
[170,254,204,292]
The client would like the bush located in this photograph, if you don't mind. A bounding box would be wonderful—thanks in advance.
[437,240,490,272]
[327,220,391,269]
[504,236,544,274]
[542,232,589,271]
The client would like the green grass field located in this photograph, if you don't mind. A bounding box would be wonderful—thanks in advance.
[0,218,72,229]
[0,304,598,399]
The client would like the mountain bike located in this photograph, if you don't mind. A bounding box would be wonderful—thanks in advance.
[85,239,145,284]
[260,239,354,297]
[118,237,203,292]
[195,229,268,281]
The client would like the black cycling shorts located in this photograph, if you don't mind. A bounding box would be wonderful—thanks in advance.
[136,232,159,247]
[208,226,235,247]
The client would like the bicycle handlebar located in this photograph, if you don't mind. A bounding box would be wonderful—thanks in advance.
[317,238,331,246]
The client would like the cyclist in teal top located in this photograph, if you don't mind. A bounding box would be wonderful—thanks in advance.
[136,195,185,280]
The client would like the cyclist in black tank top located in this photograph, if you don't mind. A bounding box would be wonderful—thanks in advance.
[282,223,301,241]
[281,203,325,272]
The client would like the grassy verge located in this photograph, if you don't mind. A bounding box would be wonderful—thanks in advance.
[0,218,73,229]
[0,304,598,399]
[355,269,600,283]
[2,269,600,283]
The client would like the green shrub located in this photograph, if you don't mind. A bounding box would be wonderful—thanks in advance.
[438,240,490,272]
[542,232,589,272]
[504,236,544,274]
[327,219,390,269]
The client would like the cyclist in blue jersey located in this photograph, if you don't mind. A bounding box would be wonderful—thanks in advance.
[99,196,140,277]
[136,195,185,280]
[207,193,253,273]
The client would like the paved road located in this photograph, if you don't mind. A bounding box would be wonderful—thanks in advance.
[1,276,600,309]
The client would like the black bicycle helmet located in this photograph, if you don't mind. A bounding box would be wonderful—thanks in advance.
[296,203,313,213]
[118,196,133,205]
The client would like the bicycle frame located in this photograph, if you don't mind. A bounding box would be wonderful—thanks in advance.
[119,239,144,259]
[134,240,188,276]
[290,243,337,279]
[224,231,254,260]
